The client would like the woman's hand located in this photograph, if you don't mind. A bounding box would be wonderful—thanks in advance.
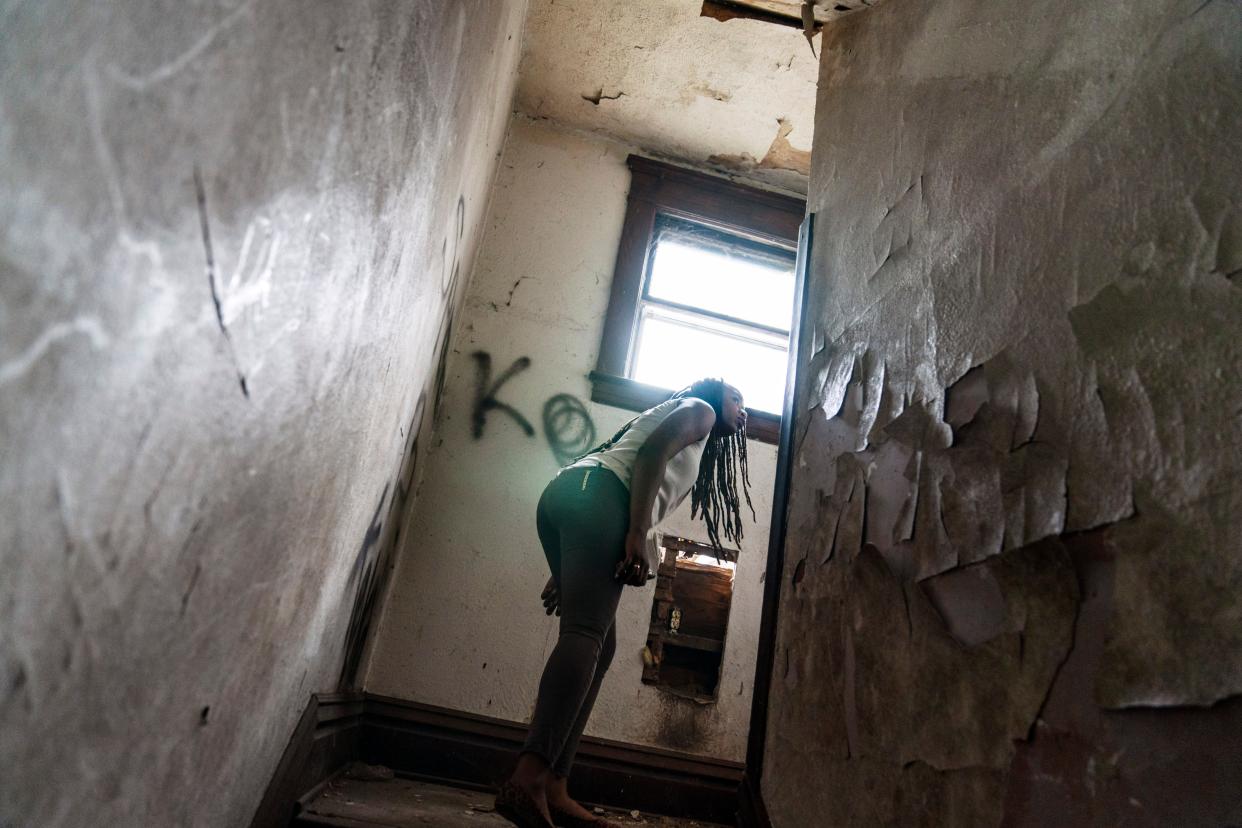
[541,577,560,616]
[614,527,650,586]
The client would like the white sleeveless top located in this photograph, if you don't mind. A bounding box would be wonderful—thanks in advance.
[568,398,709,528]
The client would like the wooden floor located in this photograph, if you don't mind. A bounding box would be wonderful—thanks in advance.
[298,775,728,828]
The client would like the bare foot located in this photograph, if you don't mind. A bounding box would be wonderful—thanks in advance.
[548,794,600,821]
[547,776,606,823]
[506,754,554,825]
[513,782,552,825]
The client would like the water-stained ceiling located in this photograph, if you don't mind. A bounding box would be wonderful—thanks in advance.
[515,0,843,194]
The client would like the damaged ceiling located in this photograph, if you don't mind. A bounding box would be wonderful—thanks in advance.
[702,0,878,26]
[515,0,838,194]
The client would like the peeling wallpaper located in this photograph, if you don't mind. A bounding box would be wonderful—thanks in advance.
[763,0,1242,824]
[0,2,527,825]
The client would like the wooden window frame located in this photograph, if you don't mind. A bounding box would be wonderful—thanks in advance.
[591,155,807,444]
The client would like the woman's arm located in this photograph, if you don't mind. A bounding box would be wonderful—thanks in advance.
[616,399,716,585]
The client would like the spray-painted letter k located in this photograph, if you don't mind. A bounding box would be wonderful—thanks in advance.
[470,351,535,439]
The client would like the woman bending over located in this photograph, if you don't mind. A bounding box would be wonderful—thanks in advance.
[494,377,754,828]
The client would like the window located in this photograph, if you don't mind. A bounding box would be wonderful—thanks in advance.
[591,156,806,442]
[643,536,736,702]
[632,215,795,415]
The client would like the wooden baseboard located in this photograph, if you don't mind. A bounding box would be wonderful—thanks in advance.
[250,693,365,828]
[363,694,744,824]
[254,692,744,826]
[735,770,772,828]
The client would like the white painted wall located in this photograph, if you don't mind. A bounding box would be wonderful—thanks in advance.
[365,116,780,761]
[0,3,528,824]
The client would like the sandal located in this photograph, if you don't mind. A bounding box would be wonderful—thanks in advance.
[494,780,555,828]
[548,804,624,828]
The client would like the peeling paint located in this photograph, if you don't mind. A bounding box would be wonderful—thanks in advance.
[763,0,1242,822]
[759,118,812,175]
[518,0,819,194]
[709,117,811,177]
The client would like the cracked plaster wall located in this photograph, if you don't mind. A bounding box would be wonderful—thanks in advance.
[516,0,819,194]
[0,2,526,825]
[762,0,1242,824]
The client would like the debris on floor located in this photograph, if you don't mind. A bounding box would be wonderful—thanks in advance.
[298,775,723,826]
[342,760,396,781]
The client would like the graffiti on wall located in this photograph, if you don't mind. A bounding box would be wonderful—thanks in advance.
[337,198,474,691]
[470,351,535,438]
[338,193,472,689]
[442,196,465,299]
[468,351,597,464]
[542,393,597,465]
[432,196,467,426]
[431,317,454,425]
[339,391,427,689]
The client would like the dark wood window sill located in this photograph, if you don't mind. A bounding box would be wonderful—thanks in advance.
[592,157,804,449]
[589,371,780,444]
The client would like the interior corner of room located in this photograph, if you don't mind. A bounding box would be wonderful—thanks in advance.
[5,0,1241,827]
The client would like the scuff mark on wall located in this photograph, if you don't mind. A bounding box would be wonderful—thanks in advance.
[192,166,250,398]
[505,274,533,307]
[655,695,714,751]
[0,317,111,388]
[688,82,733,103]
[107,0,258,91]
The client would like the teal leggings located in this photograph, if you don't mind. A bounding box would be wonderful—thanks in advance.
[521,465,628,776]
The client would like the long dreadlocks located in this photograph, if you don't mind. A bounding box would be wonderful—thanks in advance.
[571,377,755,558]
[679,378,755,555]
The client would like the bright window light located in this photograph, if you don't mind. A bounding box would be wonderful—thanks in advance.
[685,552,737,572]
[629,215,795,415]
[631,307,788,413]
[647,238,795,331]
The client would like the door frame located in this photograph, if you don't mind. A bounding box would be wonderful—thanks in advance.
[739,212,814,826]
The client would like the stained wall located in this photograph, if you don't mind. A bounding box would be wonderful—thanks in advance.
[762,0,1242,824]
[0,2,526,825]
[364,116,779,762]
[515,0,818,194]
